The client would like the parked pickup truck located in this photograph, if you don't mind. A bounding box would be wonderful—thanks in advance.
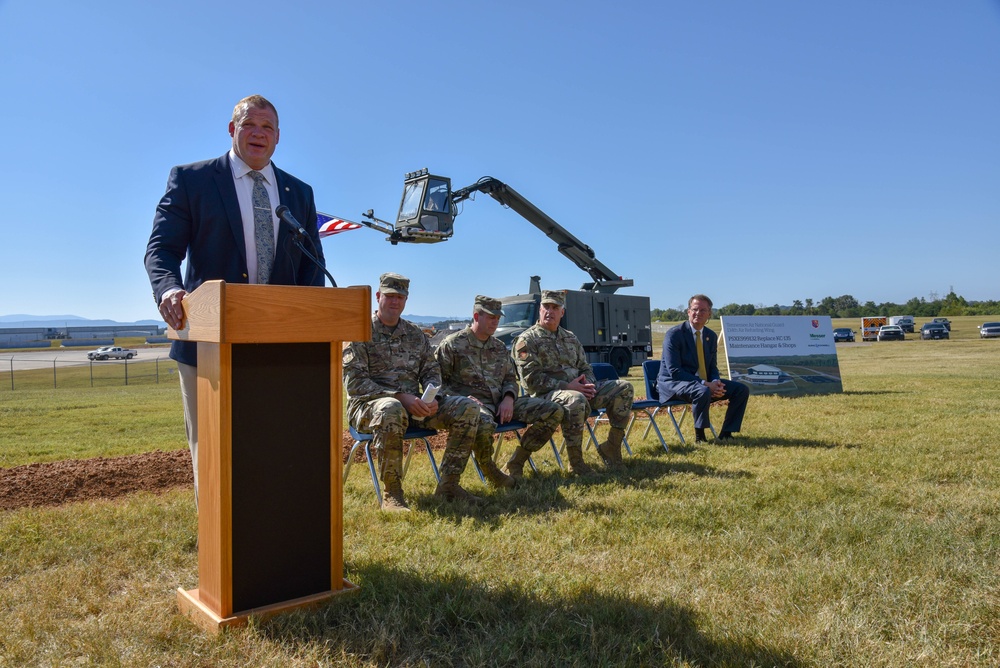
[87,346,138,361]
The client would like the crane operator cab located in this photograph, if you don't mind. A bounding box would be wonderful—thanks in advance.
[394,169,455,243]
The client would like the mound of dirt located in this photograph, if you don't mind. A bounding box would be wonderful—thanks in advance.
[1,430,451,512]
[0,449,193,511]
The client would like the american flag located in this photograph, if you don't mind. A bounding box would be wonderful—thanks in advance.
[316,212,363,238]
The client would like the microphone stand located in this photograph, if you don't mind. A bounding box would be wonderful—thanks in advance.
[290,229,337,287]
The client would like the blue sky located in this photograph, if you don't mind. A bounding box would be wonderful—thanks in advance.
[2,1,998,321]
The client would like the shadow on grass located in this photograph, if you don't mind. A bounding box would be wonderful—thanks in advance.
[412,467,583,518]
[838,390,903,396]
[347,435,850,516]
[411,457,753,526]
[627,457,753,480]
[708,436,859,450]
[627,430,857,451]
[415,481,573,518]
[258,563,802,666]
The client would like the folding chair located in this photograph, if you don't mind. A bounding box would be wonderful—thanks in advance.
[553,363,633,462]
[589,363,633,456]
[470,419,529,482]
[624,359,678,453]
[344,424,440,507]
[513,384,565,471]
[625,359,715,450]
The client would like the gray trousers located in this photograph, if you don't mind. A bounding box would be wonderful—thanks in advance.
[178,361,199,506]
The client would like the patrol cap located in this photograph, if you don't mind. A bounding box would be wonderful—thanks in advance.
[379,272,410,296]
[540,289,566,307]
[474,295,504,317]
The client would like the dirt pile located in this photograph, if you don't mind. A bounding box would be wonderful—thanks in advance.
[1,431,450,511]
[1,450,193,511]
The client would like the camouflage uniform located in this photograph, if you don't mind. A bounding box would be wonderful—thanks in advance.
[513,291,634,467]
[435,326,563,461]
[345,314,480,474]
[344,276,480,508]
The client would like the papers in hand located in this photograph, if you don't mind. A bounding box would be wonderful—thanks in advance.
[412,384,438,421]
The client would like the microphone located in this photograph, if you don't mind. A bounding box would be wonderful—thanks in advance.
[274,204,338,287]
[275,205,307,237]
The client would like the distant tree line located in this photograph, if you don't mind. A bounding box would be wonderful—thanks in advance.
[652,291,1000,321]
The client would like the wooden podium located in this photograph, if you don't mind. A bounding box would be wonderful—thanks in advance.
[168,280,371,633]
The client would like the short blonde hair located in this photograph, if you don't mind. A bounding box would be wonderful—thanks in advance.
[232,95,279,126]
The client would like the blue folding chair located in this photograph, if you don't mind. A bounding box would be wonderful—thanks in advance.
[344,424,440,507]
[625,359,715,451]
[624,359,677,453]
[591,363,633,456]
[553,362,633,463]
[512,384,565,471]
[470,419,529,482]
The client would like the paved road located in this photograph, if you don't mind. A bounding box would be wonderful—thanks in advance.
[0,348,171,371]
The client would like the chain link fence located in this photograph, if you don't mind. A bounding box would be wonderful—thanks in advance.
[0,355,178,391]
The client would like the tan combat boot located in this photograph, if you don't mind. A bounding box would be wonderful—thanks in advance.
[598,427,625,468]
[480,458,516,489]
[503,446,532,481]
[378,449,410,512]
[434,474,485,504]
[381,483,410,512]
[565,446,595,476]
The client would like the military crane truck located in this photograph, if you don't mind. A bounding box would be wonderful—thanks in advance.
[359,170,652,377]
[496,275,651,377]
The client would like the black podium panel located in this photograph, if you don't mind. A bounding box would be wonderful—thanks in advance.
[230,343,332,611]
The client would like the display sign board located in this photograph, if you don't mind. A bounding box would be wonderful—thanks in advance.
[720,316,843,397]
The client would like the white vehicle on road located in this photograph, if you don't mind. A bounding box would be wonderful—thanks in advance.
[87,346,138,361]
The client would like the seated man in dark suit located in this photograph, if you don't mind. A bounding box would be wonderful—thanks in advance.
[657,294,749,442]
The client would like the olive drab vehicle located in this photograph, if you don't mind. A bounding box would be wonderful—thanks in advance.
[356,170,652,377]
[494,276,651,378]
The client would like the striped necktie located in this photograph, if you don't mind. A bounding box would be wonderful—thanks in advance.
[695,330,708,381]
[250,170,274,284]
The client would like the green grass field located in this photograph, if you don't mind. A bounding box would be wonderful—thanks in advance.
[1,319,999,666]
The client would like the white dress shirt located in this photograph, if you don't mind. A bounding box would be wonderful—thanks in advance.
[229,149,279,284]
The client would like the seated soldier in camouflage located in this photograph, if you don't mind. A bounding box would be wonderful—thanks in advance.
[343,272,483,511]
[513,289,634,474]
[435,295,565,484]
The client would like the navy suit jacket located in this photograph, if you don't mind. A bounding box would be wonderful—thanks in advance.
[656,321,720,401]
[144,153,326,366]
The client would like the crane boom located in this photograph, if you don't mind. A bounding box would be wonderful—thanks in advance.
[359,168,652,374]
[451,177,632,293]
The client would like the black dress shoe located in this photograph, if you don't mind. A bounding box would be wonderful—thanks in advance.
[694,428,707,443]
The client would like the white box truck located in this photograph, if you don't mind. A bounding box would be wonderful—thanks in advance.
[888,315,915,333]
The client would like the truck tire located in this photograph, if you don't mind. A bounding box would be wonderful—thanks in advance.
[610,348,631,378]
[126,353,133,359]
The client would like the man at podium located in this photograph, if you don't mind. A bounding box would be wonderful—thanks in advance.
[144,94,326,503]
[343,273,483,511]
